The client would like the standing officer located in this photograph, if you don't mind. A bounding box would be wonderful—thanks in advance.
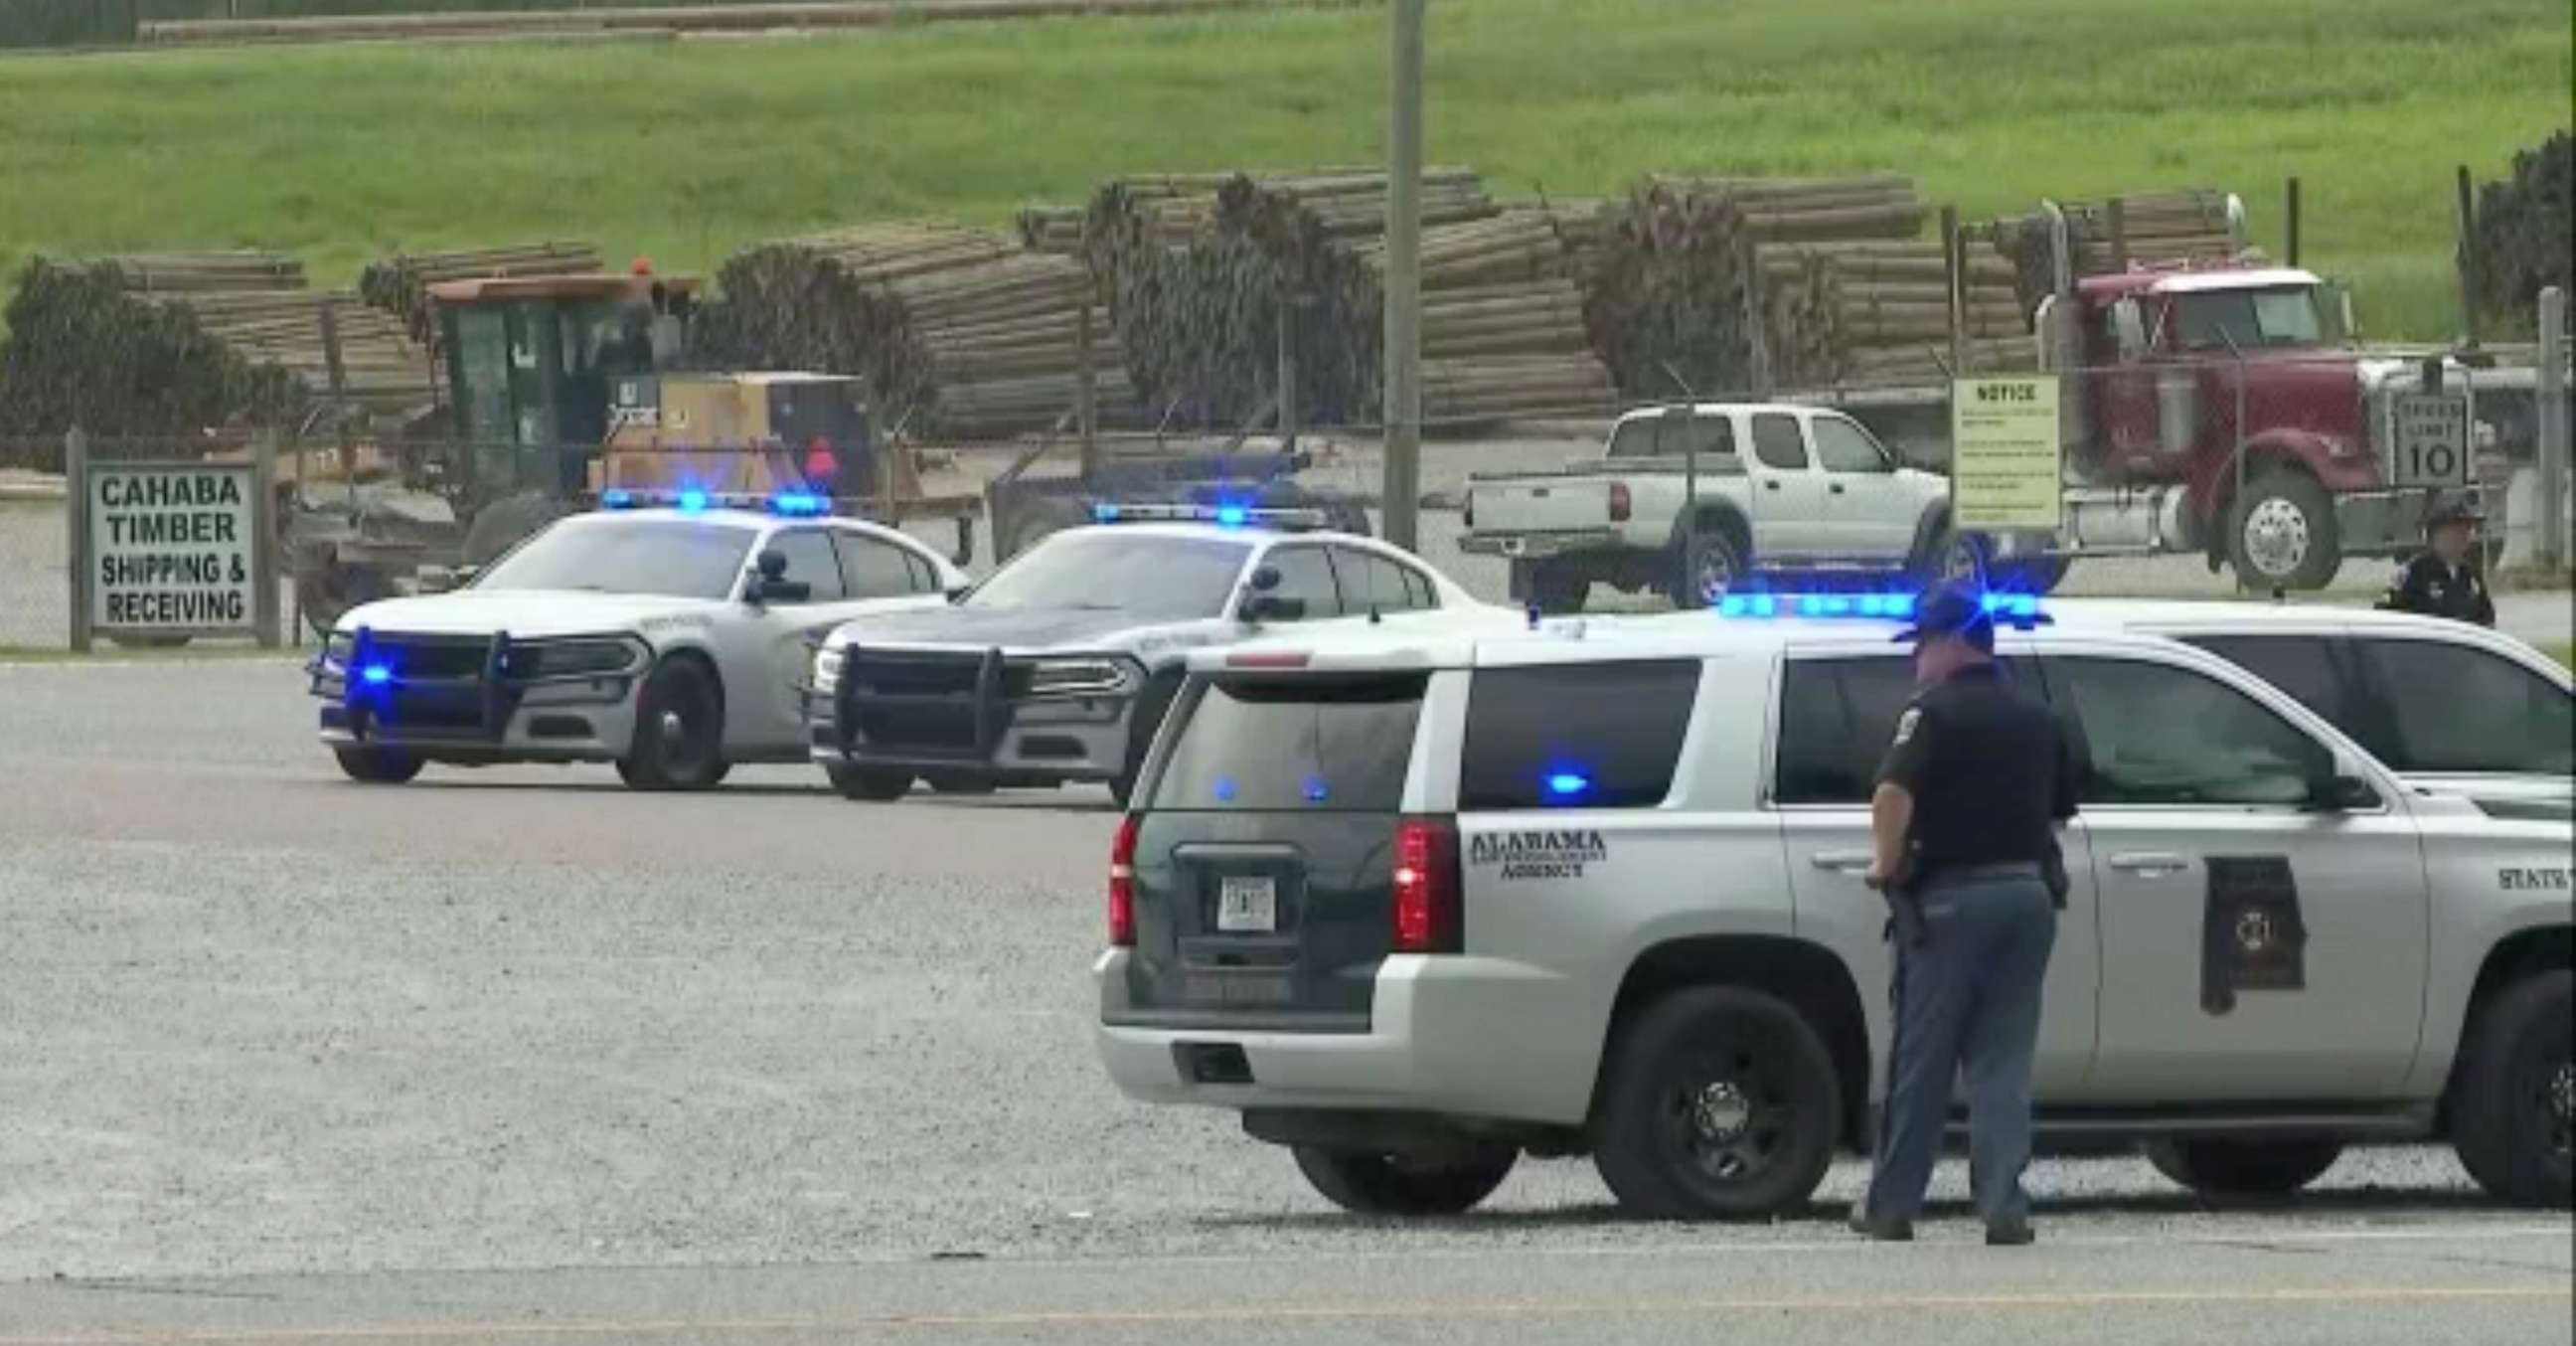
[1852,583,2077,1247]
[2376,496,2496,626]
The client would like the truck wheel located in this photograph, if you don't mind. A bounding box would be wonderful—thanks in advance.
[1670,530,1744,609]
[1592,985,1840,1220]
[1292,1144,1518,1217]
[2227,471,2340,591]
[333,746,422,784]
[1528,562,1589,614]
[2144,1137,2343,1201]
[827,763,913,801]
[920,769,998,795]
[617,659,728,791]
[2450,969,2573,1208]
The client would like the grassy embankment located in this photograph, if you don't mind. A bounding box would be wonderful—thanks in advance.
[0,0,2566,339]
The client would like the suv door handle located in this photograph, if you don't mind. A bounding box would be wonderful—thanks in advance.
[1829,482,1847,494]
[1764,480,1782,491]
[2107,852,2191,878]
[1810,850,1873,875]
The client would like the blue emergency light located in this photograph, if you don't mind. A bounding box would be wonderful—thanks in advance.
[1544,771,1593,799]
[770,491,827,517]
[601,488,635,509]
[360,664,393,686]
[676,489,709,514]
[1215,504,1250,528]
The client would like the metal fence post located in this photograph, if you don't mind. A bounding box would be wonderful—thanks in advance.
[252,428,281,649]
[66,426,90,653]
[2539,286,2568,572]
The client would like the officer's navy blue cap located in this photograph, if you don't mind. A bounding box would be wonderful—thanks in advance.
[1890,582,1991,645]
[2424,496,2484,528]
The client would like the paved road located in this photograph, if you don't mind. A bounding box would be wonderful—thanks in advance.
[0,660,2566,1343]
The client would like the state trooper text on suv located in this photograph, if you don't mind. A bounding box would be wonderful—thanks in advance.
[1091,597,2574,1219]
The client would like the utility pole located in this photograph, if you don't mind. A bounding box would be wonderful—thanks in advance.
[1380,0,1425,551]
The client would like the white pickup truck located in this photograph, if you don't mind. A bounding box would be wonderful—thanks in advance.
[1461,402,1960,612]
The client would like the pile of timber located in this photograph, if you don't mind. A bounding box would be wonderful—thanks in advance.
[698,222,1134,439]
[1755,240,2034,388]
[1579,175,1928,398]
[1081,169,1503,428]
[1359,211,1616,423]
[1981,188,2241,313]
[0,253,438,437]
[2471,130,2572,321]
[359,241,601,347]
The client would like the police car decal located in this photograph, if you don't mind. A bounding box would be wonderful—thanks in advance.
[2200,855,2309,1015]
[2498,866,2571,892]
[1470,830,1610,881]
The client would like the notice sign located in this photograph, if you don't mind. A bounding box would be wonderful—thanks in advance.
[1951,377,2062,531]
[87,464,257,632]
[2391,393,2472,489]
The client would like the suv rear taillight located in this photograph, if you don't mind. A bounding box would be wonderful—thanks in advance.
[1109,813,1139,946]
[1391,815,1462,954]
[1608,481,1632,523]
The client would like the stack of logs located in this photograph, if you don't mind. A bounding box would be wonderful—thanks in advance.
[0,252,437,436]
[1359,209,1615,423]
[2472,130,2572,320]
[698,222,1134,440]
[1756,240,2034,388]
[1981,189,2242,313]
[359,241,602,347]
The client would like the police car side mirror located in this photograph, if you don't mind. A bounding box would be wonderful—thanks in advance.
[756,548,790,582]
[945,584,972,604]
[2305,755,2379,813]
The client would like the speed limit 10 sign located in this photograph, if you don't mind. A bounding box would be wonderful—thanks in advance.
[2392,393,2472,488]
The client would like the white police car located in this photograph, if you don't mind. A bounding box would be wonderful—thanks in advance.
[1095,590,2574,1218]
[806,503,1511,804]
[309,490,966,789]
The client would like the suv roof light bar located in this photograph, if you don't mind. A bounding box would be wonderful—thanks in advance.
[1089,502,1330,530]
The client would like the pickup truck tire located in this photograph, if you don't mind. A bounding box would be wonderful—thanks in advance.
[828,762,912,801]
[1292,1143,1519,1217]
[1518,560,1588,614]
[1593,985,1840,1220]
[2143,1137,2343,1201]
[2450,968,2573,1208]
[333,746,422,784]
[617,659,730,791]
[1669,530,1745,609]
[920,769,998,795]
[2227,471,2341,591]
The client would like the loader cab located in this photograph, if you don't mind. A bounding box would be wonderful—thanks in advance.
[430,272,701,496]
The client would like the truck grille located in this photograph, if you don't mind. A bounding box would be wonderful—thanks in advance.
[346,631,514,742]
[839,649,1010,756]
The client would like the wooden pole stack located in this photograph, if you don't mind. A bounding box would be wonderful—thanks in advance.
[359,241,602,346]
[147,288,442,423]
[1359,211,1615,424]
[1754,240,2033,387]
[1980,188,2244,312]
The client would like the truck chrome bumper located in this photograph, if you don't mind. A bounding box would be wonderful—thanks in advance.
[1459,528,1619,560]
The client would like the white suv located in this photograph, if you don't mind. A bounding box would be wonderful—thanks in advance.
[1092,603,2574,1219]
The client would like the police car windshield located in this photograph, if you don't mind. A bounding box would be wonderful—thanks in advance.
[965,533,1252,616]
[472,518,758,600]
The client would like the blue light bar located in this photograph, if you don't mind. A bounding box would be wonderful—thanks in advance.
[1982,592,2040,620]
[1712,591,1937,622]
[1214,504,1249,528]
[770,491,827,517]
[1093,503,1123,523]
[600,488,635,509]
[677,489,709,514]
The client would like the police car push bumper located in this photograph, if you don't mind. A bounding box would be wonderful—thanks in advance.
[312,626,651,758]
[810,643,1144,778]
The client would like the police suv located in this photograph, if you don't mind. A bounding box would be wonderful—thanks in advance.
[2042,598,2570,816]
[1093,594,2574,1218]
[309,491,966,789]
[805,504,1508,804]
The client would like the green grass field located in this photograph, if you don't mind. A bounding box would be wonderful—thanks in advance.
[0,0,2565,339]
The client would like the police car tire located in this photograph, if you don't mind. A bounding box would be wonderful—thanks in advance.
[619,660,727,792]
[2143,1137,2343,1201]
[828,763,912,801]
[1290,1144,1518,1217]
[1592,985,1841,1221]
[2450,969,2574,1208]
[333,746,422,784]
[921,770,998,795]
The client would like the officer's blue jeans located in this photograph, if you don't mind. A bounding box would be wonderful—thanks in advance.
[1863,869,2057,1225]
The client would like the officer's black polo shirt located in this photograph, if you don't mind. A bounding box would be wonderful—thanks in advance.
[1874,662,2076,874]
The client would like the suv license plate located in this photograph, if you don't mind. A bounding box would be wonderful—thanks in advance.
[1216,876,1277,932]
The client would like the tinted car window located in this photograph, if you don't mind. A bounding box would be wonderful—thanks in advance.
[1812,416,1892,473]
[1751,414,1809,471]
[1607,415,1663,458]
[1334,548,1431,613]
[1151,674,1426,812]
[764,530,845,602]
[833,532,924,598]
[2046,656,2328,806]
[2352,639,2574,776]
[967,533,1250,617]
[1261,546,1344,620]
[473,519,755,601]
[2178,634,2354,736]
[1775,655,2045,804]
[1462,661,1699,810]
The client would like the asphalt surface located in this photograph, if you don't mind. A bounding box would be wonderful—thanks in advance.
[0,659,2568,1344]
